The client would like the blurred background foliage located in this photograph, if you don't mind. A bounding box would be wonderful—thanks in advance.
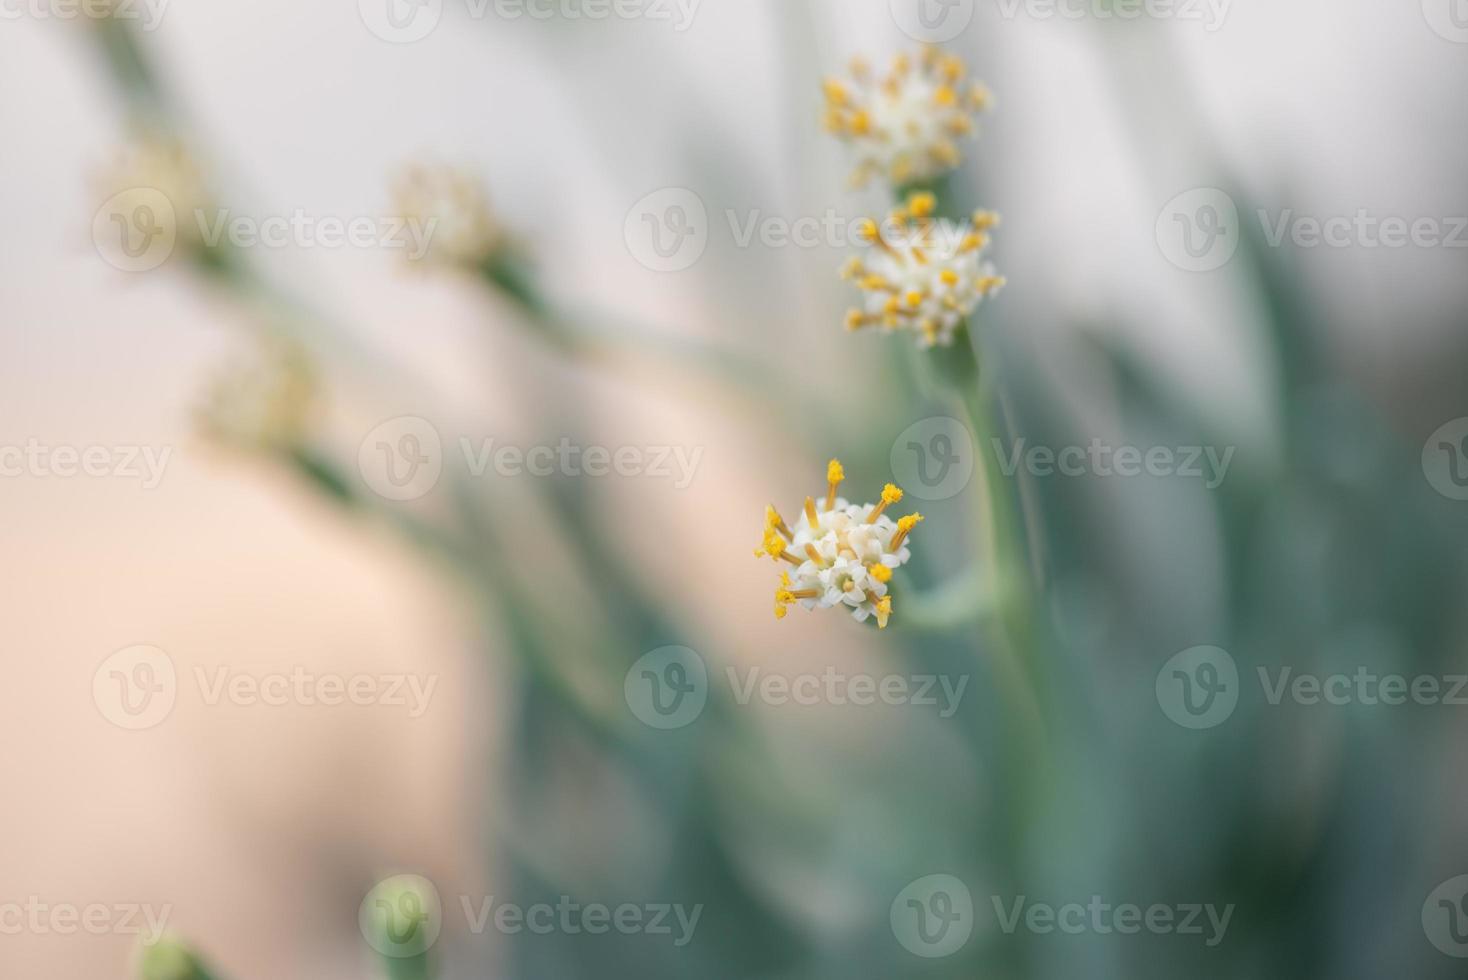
[66,3,1468,978]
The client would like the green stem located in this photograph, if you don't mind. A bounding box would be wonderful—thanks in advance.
[917,324,1054,874]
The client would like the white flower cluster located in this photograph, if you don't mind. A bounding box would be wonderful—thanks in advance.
[97,134,210,251]
[823,47,991,189]
[390,161,502,270]
[842,192,1005,348]
[756,461,923,629]
[196,337,317,453]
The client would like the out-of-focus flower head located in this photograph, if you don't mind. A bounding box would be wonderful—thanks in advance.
[95,133,211,256]
[841,191,1004,349]
[755,459,924,629]
[390,161,503,270]
[823,46,991,189]
[196,335,318,454]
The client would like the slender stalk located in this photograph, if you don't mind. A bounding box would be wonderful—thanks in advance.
[928,333,1048,748]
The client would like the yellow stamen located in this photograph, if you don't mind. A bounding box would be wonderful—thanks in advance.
[874,594,893,629]
[804,543,824,566]
[757,528,801,565]
[939,268,960,287]
[858,218,901,260]
[891,513,925,549]
[775,570,821,620]
[823,78,849,106]
[825,459,844,511]
[972,210,1001,231]
[934,84,958,107]
[765,505,792,540]
[908,192,937,219]
[863,590,894,629]
[804,495,820,527]
[869,563,892,584]
[959,232,986,254]
[867,484,904,523]
[931,140,960,167]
